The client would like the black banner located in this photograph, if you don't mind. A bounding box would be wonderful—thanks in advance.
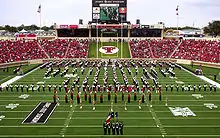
[22,102,57,124]
[92,0,127,7]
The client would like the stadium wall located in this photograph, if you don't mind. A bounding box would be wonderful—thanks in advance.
[1,58,219,68]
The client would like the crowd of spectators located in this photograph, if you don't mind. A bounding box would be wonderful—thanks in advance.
[129,39,220,63]
[39,39,89,59]
[0,40,47,63]
[171,40,220,63]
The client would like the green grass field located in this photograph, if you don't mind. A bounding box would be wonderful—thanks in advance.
[0,64,40,84]
[88,42,131,58]
[181,64,220,83]
[0,62,220,138]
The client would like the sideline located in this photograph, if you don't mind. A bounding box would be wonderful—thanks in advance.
[1,66,41,88]
[182,67,220,88]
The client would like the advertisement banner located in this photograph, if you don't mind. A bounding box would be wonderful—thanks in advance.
[60,25,69,29]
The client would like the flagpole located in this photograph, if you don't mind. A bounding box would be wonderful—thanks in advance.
[40,11,42,30]
[176,5,179,31]
[121,22,123,59]
[96,19,98,59]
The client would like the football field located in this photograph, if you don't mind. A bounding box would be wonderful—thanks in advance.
[0,62,220,138]
[88,42,131,58]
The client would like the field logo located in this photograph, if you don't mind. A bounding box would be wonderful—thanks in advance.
[0,115,5,121]
[99,46,119,55]
[22,102,57,124]
[19,94,29,99]
[169,107,196,117]
[6,103,19,109]
[192,94,203,99]
[204,103,218,110]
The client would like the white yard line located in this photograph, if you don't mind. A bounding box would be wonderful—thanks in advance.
[0,125,220,128]
[148,105,167,137]
[1,110,220,113]
[59,101,76,137]
[0,135,220,137]
[3,117,220,120]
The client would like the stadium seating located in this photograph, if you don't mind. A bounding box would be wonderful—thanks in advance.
[39,39,89,59]
[130,39,220,63]
[171,40,220,63]
[0,40,47,63]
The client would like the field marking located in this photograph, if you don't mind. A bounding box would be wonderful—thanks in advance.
[1,65,41,88]
[148,104,167,136]
[1,104,220,107]
[1,110,220,113]
[21,102,41,124]
[1,135,220,137]
[1,99,220,102]
[1,125,220,128]
[4,117,220,120]
[59,101,76,137]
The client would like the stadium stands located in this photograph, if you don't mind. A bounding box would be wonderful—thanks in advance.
[130,39,220,63]
[39,39,89,59]
[171,40,220,63]
[0,40,47,63]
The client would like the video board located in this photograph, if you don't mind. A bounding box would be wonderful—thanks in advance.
[92,0,127,23]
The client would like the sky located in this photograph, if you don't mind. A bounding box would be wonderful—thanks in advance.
[0,0,219,28]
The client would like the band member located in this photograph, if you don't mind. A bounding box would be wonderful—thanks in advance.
[77,92,80,104]
[88,92,92,103]
[6,85,9,92]
[20,84,24,92]
[65,94,68,103]
[59,85,62,92]
[176,84,179,91]
[128,92,131,103]
[70,91,74,107]
[114,93,117,103]
[53,94,57,103]
[111,122,116,135]
[116,121,120,135]
[84,91,87,101]
[165,84,168,91]
[198,84,201,91]
[139,99,142,109]
[142,93,145,103]
[124,102,127,111]
[149,92,152,107]
[92,100,95,111]
[122,91,124,101]
[94,91,97,102]
[134,92,137,101]
[42,84,45,92]
[107,123,111,135]
[103,122,107,135]
[119,122,124,135]
[159,90,162,101]
[108,91,111,101]
[100,92,103,103]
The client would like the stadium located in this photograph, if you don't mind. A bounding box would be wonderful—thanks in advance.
[0,0,220,137]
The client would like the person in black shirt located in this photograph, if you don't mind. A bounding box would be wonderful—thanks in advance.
[119,122,124,135]
[115,121,120,135]
[107,123,111,135]
[103,122,107,135]
[111,122,116,135]
[6,85,9,92]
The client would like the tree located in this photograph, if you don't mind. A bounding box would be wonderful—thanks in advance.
[204,21,220,36]
[41,26,50,31]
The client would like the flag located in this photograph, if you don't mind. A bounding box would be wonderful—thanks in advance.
[37,5,41,13]
[115,112,118,118]
[176,5,179,15]
[106,113,113,125]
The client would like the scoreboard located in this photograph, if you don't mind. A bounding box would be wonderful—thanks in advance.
[92,0,127,24]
